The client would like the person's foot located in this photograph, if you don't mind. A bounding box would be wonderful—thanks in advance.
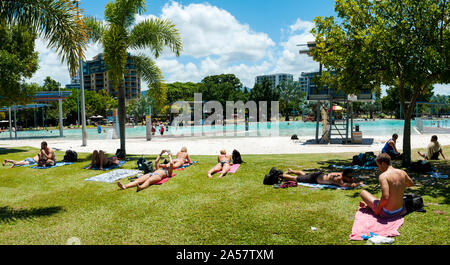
[87,165,93,170]
[99,167,103,171]
[208,173,213,178]
[218,174,224,178]
[136,184,143,192]
[117,182,126,190]
[287,168,294,174]
[2,160,6,166]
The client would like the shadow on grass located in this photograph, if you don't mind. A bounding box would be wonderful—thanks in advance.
[0,206,63,224]
[0,148,29,155]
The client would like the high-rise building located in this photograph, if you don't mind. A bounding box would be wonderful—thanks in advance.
[255,73,293,88]
[82,53,141,99]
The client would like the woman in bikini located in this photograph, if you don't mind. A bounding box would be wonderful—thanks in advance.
[207,149,232,178]
[117,150,174,192]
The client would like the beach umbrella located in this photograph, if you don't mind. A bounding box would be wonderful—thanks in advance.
[332,105,344,111]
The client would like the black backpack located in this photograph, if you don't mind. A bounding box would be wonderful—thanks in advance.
[263,167,283,185]
[410,161,435,173]
[115,149,126,159]
[232,149,244,164]
[142,161,154,174]
[63,150,78,162]
[291,134,299,140]
[403,194,426,214]
[137,158,146,170]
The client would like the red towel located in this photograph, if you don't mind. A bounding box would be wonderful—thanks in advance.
[154,174,176,185]
[349,203,405,240]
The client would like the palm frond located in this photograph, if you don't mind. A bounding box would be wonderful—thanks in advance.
[102,24,129,88]
[131,54,164,86]
[84,16,106,43]
[129,18,183,58]
[104,0,146,29]
[0,0,88,77]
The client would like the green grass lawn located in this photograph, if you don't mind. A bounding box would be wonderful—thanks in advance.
[0,146,448,245]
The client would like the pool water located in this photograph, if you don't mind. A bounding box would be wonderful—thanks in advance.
[0,119,428,140]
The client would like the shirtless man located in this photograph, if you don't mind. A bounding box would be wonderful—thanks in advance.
[360,153,414,218]
[117,150,174,192]
[37,141,56,167]
[282,168,363,188]
[208,149,232,178]
[87,150,119,170]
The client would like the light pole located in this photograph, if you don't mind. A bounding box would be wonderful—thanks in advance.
[76,0,87,146]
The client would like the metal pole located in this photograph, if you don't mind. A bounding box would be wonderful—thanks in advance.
[315,102,320,143]
[14,106,17,140]
[8,106,12,140]
[77,84,80,126]
[77,0,87,146]
[58,98,64,137]
[345,100,350,144]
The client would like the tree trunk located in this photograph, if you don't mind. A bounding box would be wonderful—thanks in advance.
[402,110,412,167]
[118,82,126,152]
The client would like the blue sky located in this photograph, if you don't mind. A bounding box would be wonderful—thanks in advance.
[30,0,449,95]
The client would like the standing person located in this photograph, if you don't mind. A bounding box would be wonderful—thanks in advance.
[97,123,102,134]
[360,153,414,218]
[151,122,156,136]
[117,150,174,192]
[160,124,165,135]
[37,141,56,167]
[381,134,402,160]
[418,135,446,160]
[207,150,232,178]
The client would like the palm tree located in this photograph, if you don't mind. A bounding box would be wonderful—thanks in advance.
[84,0,182,153]
[0,0,87,77]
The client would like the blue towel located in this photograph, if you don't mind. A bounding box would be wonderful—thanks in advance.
[428,172,449,179]
[297,182,365,190]
[85,160,127,171]
[85,169,141,183]
[178,161,199,169]
[31,162,74,169]
[329,164,378,171]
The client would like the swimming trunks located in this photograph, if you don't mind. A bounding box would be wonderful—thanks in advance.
[373,200,406,218]
[220,160,231,167]
[296,172,324,184]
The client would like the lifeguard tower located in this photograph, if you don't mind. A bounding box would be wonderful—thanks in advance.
[298,42,374,144]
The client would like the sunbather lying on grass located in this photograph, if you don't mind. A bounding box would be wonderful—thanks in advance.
[87,150,119,171]
[161,147,191,169]
[3,155,38,168]
[117,150,174,192]
[282,168,363,188]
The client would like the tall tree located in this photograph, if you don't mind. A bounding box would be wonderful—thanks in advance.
[0,22,39,106]
[84,0,182,153]
[0,0,87,82]
[42,76,61,91]
[312,0,449,166]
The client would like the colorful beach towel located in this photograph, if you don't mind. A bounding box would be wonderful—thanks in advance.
[297,182,365,190]
[85,169,141,183]
[172,161,199,171]
[84,160,127,171]
[228,164,241,174]
[31,162,74,169]
[349,204,405,241]
[329,164,378,171]
[154,174,176,185]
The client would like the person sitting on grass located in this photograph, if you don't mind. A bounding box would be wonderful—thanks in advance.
[381,134,402,160]
[3,155,38,168]
[360,153,414,218]
[87,150,119,170]
[418,135,446,160]
[281,168,363,188]
[117,150,174,192]
[37,141,56,168]
[207,149,232,178]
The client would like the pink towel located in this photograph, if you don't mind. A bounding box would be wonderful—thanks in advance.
[349,203,405,241]
[228,164,241,174]
[154,174,176,185]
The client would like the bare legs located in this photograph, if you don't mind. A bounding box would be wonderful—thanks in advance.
[2,159,28,168]
[87,150,109,170]
[360,190,377,210]
[208,163,231,178]
[117,173,163,192]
